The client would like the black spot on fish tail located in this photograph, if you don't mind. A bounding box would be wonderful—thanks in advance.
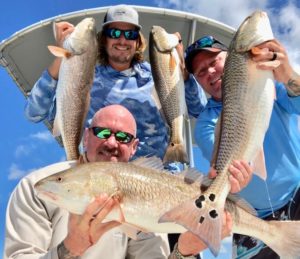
[195,195,206,208]
[195,198,203,208]
[209,193,216,202]
[209,209,218,219]
[199,216,205,224]
[199,195,205,201]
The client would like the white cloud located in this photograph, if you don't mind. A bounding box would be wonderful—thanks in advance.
[155,0,268,28]
[154,0,300,70]
[8,163,36,180]
[15,144,31,158]
[271,2,300,71]
[29,131,54,142]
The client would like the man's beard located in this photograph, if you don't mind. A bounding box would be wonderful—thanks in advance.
[109,54,133,65]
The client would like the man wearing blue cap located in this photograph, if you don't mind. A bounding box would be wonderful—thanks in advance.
[185,35,300,258]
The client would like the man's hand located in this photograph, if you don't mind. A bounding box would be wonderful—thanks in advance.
[54,21,75,47]
[209,160,253,193]
[177,211,232,256]
[48,21,75,79]
[62,194,120,256]
[252,39,300,96]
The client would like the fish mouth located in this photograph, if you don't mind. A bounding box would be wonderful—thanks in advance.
[37,190,58,201]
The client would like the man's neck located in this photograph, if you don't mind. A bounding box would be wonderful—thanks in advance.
[109,61,132,71]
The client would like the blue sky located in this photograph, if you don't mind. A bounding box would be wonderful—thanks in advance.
[1,0,300,258]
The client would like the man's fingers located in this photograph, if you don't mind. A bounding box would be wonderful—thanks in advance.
[80,194,110,226]
[94,197,117,221]
[208,167,217,179]
[229,175,240,193]
[90,220,121,244]
[228,160,253,193]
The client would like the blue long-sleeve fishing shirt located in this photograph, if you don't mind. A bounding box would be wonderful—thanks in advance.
[24,61,206,161]
[194,82,300,217]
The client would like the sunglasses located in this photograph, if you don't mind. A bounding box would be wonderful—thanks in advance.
[185,35,226,57]
[91,127,135,144]
[104,28,139,40]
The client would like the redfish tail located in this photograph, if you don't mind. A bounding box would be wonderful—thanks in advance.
[159,195,224,256]
[163,143,189,164]
[264,221,300,258]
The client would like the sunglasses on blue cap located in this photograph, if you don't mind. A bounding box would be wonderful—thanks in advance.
[185,35,227,58]
[91,127,135,144]
[104,28,139,40]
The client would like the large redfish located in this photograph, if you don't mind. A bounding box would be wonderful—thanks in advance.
[171,11,279,255]
[50,18,97,160]
[34,157,300,258]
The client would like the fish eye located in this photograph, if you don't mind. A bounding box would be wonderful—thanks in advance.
[56,177,63,182]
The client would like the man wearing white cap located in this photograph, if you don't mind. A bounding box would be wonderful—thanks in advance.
[24,4,206,167]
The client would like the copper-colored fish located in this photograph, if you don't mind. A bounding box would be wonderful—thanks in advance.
[149,26,189,164]
[175,11,279,255]
[50,18,97,160]
[35,157,300,258]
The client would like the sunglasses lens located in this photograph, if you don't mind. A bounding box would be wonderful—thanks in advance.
[92,127,134,143]
[186,36,215,56]
[105,28,121,39]
[198,36,215,48]
[115,131,133,143]
[93,127,112,139]
[105,28,138,40]
[111,29,121,38]
[124,30,139,40]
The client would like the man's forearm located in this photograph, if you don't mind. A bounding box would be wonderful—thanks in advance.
[285,70,300,96]
[57,241,80,259]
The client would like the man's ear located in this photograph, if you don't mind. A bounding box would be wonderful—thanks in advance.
[131,138,139,157]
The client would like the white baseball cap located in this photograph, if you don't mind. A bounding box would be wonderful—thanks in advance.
[102,5,142,29]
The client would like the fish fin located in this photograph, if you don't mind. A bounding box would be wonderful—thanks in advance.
[262,220,300,258]
[226,193,257,216]
[251,147,267,180]
[251,46,268,55]
[113,198,150,239]
[48,45,72,58]
[52,116,61,137]
[112,197,126,223]
[119,222,151,240]
[251,47,281,69]
[159,197,223,256]
[169,53,177,73]
[210,113,222,167]
[131,156,165,171]
[151,87,163,110]
[183,168,205,185]
[163,143,189,164]
[119,225,138,240]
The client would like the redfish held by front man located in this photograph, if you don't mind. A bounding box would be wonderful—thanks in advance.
[34,157,300,258]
